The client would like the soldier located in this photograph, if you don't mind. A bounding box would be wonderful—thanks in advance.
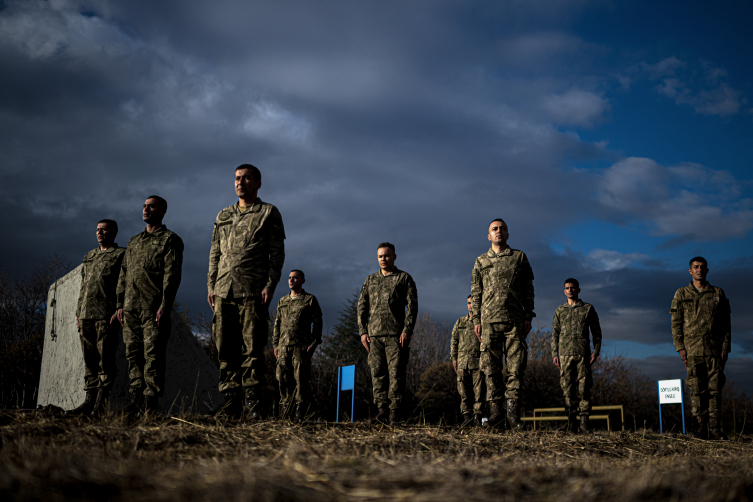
[671,257,731,440]
[471,218,534,429]
[358,242,418,425]
[451,295,485,427]
[551,278,602,433]
[113,196,183,416]
[273,269,323,421]
[68,219,125,417]
[208,164,285,419]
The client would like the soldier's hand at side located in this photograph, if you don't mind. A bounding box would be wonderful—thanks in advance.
[679,349,687,369]
[524,320,532,335]
[361,334,370,352]
[553,356,560,370]
[474,324,482,342]
[399,332,411,348]
[77,317,80,328]
[261,288,272,307]
[589,353,598,365]
[207,291,215,311]
[307,344,317,357]
[155,308,164,326]
[274,348,278,360]
[112,309,123,326]
[453,360,458,373]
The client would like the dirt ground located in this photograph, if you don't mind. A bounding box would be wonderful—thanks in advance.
[1,411,751,501]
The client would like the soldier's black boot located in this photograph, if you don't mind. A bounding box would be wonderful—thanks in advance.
[294,403,304,423]
[215,390,243,419]
[123,391,145,418]
[67,390,96,416]
[579,414,590,434]
[557,407,577,432]
[370,407,389,424]
[90,388,110,418]
[389,408,401,426]
[507,399,524,431]
[474,414,483,427]
[484,400,505,428]
[140,396,158,417]
[279,403,288,420]
[245,387,262,420]
[690,415,709,440]
[709,415,728,440]
[460,412,474,427]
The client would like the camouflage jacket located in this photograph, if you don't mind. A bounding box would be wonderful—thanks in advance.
[670,283,731,357]
[471,247,535,326]
[451,314,480,370]
[357,268,418,337]
[116,226,184,312]
[207,199,285,299]
[273,290,323,348]
[76,245,125,319]
[551,300,602,358]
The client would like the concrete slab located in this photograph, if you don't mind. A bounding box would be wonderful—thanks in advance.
[38,265,222,414]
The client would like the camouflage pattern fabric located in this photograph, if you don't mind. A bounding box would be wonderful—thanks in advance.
[273,291,323,349]
[686,355,726,418]
[123,309,171,397]
[276,345,311,410]
[480,322,527,401]
[551,300,602,358]
[116,226,184,312]
[213,295,268,393]
[451,315,480,371]
[470,247,535,326]
[368,335,410,410]
[357,268,418,337]
[559,355,592,415]
[670,283,731,417]
[207,199,286,299]
[457,368,485,415]
[76,245,125,319]
[78,319,119,390]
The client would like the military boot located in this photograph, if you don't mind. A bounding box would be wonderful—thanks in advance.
[557,407,577,432]
[579,415,590,434]
[474,414,483,427]
[460,412,474,427]
[90,388,110,418]
[67,390,96,416]
[214,390,243,419]
[507,399,524,431]
[389,408,401,426]
[278,403,289,420]
[689,415,709,440]
[484,400,505,428]
[123,391,145,418]
[139,396,159,418]
[244,387,260,420]
[293,403,304,423]
[709,415,728,441]
[370,407,389,425]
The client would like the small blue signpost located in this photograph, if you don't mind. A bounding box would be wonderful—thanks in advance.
[658,379,686,435]
[336,365,356,423]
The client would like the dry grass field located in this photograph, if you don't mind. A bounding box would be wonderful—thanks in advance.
[1,410,752,502]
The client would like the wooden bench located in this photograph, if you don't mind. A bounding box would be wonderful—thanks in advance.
[520,405,625,431]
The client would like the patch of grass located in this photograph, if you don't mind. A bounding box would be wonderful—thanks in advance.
[1,410,751,501]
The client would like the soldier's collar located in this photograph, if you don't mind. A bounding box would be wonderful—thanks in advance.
[99,244,119,253]
[487,246,511,257]
[379,267,400,277]
[567,299,583,308]
[235,198,262,214]
[290,289,306,298]
[142,225,166,236]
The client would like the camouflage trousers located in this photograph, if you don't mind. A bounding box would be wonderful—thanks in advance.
[276,345,310,411]
[78,318,119,391]
[480,322,527,401]
[457,367,485,415]
[559,355,592,416]
[213,294,269,393]
[686,355,726,418]
[123,309,171,397]
[368,335,410,410]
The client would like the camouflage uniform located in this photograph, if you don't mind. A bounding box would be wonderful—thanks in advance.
[76,245,125,391]
[208,199,285,393]
[273,290,322,411]
[451,314,485,415]
[357,268,418,410]
[471,247,535,401]
[116,227,183,397]
[671,283,731,419]
[551,301,602,416]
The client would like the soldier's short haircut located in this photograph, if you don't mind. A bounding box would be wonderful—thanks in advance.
[377,242,395,253]
[236,164,261,182]
[489,218,507,228]
[564,278,579,288]
[145,195,167,211]
[290,269,305,280]
[467,294,471,300]
[689,256,708,268]
[98,219,118,234]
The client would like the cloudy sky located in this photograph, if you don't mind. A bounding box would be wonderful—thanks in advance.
[2,1,752,392]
